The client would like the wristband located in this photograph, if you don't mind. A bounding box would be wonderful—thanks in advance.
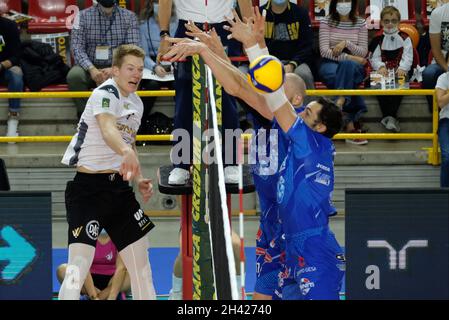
[260,47,269,56]
[245,44,264,63]
[160,30,170,38]
[264,87,289,113]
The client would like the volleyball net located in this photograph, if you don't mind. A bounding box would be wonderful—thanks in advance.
[189,55,241,300]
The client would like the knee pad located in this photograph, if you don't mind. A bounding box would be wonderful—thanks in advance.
[65,255,89,290]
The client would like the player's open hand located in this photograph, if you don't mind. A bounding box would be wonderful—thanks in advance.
[185,23,226,58]
[244,7,266,46]
[223,9,256,48]
[120,148,140,181]
[137,178,154,203]
[163,37,206,62]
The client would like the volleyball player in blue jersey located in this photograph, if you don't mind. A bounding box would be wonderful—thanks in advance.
[163,8,344,299]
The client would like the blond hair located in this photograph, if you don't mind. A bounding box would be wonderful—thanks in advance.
[112,44,145,67]
[381,6,401,21]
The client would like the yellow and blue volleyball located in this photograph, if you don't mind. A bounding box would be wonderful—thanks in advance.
[247,55,285,94]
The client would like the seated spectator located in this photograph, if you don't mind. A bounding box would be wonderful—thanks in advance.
[435,51,449,188]
[423,0,449,113]
[56,230,130,300]
[138,0,176,140]
[318,0,368,145]
[369,6,413,133]
[0,5,24,140]
[68,0,140,118]
[261,0,315,91]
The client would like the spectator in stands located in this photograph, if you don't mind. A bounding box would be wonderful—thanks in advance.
[157,0,253,186]
[369,6,413,133]
[423,0,449,113]
[318,0,368,145]
[56,230,130,300]
[138,0,177,140]
[435,52,449,188]
[0,5,24,140]
[261,0,315,91]
[68,0,140,118]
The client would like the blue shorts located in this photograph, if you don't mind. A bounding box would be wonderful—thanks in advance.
[254,218,285,298]
[282,227,345,300]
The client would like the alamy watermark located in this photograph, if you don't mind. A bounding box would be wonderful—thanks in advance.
[170,128,280,175]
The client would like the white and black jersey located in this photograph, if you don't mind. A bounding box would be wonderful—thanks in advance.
[174,0,234,23]
[62,78,143,171]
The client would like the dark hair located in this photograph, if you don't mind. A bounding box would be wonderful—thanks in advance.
[139,0,154,22]
[316,97,343,138]
[328,0,359,26]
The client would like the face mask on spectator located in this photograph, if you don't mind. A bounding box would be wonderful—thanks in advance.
[384,26,398,34]
[272,0,288,5]
[98,0,116,8]
[336,2,352,16]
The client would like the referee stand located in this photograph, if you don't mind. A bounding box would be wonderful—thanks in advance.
[157,165,255,300]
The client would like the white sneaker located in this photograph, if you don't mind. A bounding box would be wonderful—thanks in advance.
[224,165,239,184]
[381,116,400,133]
[168,168,190,185]
[6,117,19,144]
[168,289,183,300]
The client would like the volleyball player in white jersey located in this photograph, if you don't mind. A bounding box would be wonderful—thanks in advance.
[59,45,157,300]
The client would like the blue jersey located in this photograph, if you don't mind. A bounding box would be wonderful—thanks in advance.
[252,108,303,227]
[252,109,302,298]
[276,115,344,300]
[276,116,337,236]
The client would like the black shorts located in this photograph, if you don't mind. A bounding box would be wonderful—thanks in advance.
[91,273,112,291]
[65,172,155,251]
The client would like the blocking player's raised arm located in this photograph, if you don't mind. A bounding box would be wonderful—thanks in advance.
[163,37,273,120]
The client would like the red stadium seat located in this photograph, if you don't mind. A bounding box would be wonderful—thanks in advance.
[0,0,22,12]
[27,0,78,33]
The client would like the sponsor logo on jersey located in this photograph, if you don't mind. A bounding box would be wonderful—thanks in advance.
[86,220,100,240]
[123,103,130,110]
[106,251,113,261]
[277,175,285,204]
[102,98,110,108]
[296,266,317,276]
[316,163,330,172]
[315,172,331,186]
[278,268,290,288]
[72,226,83,238]
[116,123,136,136]
[300,278,315,296]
